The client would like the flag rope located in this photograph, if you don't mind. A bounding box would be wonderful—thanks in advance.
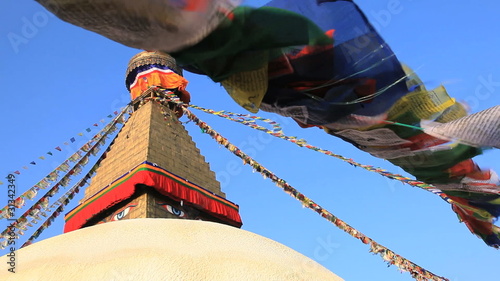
[148,88,448,281]
[0,106,131,247]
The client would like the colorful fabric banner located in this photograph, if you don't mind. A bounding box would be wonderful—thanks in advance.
[158,87,499,249]
[35,0,242,52]
[422,105,500,148]
[185,101,451,198]
[64,161,242,232]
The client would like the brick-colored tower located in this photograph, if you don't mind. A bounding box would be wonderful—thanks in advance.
[64,52,242,232]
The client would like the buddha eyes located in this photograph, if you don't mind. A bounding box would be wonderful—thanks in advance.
[158,203,187,218]
[111,204,137,221]
[114,209,128,221]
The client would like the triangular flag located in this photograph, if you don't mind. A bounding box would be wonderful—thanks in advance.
[86,128,91,132]
[60,176,71,187]
[93,123,98,127]
[56,162,70,172]
[39,156,45,160]
[81,144,91,152]
[69,151,82,162]
[72,165,83,175]
[46,171,59,182]
[47,152,53,156]
[114,111,118,115]
[14,171,20,175]
[80,156,90,165]
[55,146,62,151]
[38,179,50,189]
[70,137,76,143]
[63,142,69,145]
[14,197,24,207]
[30,161,36,165]
[107,114,113,118]
[0,181,3,185]
[22,166,28,170]
[78,133,83,136]
[24,188,37,200]
[100,119,105,123]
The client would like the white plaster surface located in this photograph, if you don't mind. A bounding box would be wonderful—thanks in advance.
[1,219,343,281]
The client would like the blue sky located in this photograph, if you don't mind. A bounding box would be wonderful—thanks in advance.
[1,1,499,280]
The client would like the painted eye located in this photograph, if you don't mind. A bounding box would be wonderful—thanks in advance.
[111,205,136,221]
[164,204,187,218]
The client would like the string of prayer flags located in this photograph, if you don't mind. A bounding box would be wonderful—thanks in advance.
[185,99,500,246]
[56,161,71,173]
[143,91,447,280]
[0,105,131,219]
[160,86,500,245]
[68,151,82,162]
[16,187,77,249]
[1,108,127,180]
[20,181,84,248]
[35,179,50,190]
[151,91,447,280]
[185,100,454,199]
[18,134,120,248]
[0,117,125,247]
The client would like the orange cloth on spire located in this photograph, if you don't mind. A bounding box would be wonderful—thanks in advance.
[129,68,190,101]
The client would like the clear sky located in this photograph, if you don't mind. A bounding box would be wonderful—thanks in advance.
[1,1,499,280]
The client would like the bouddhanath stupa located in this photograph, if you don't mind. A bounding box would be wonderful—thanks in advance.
[0,51,342,281]
[2,1,499,280]
[64,52,242,231]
